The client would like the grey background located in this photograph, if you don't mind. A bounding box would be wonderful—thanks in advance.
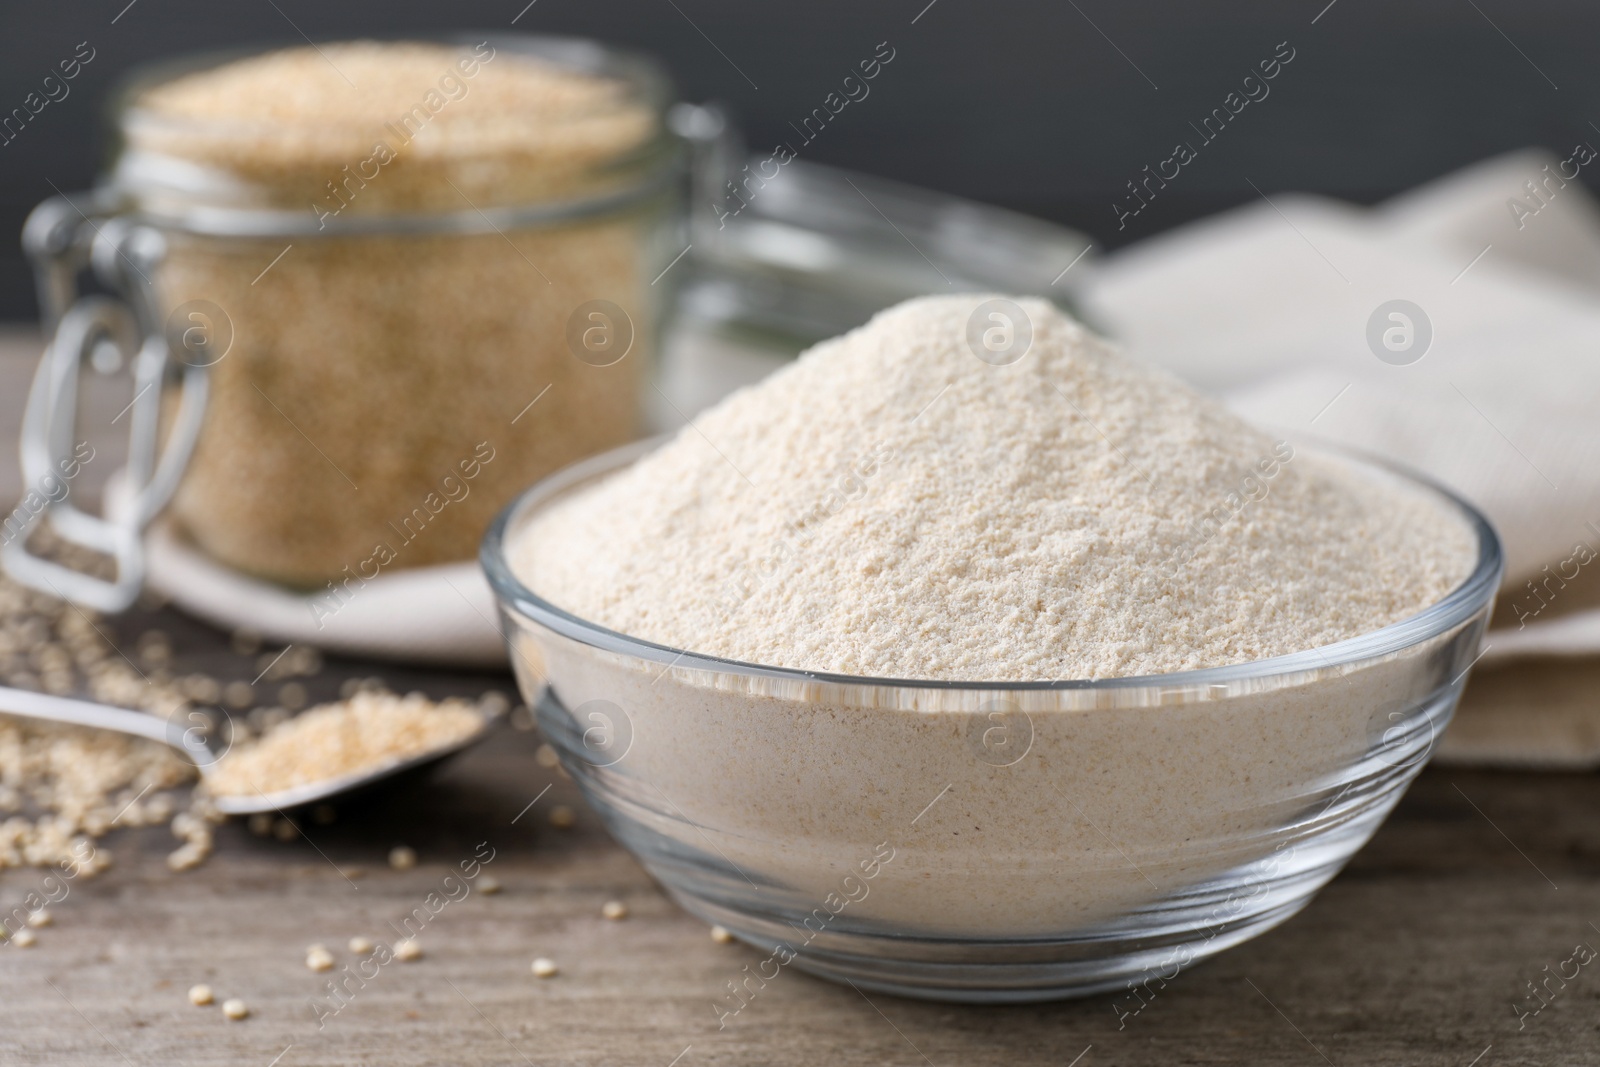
[0,0,1594,320]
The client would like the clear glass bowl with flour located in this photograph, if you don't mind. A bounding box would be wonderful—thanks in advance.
[483,296,1502,1002]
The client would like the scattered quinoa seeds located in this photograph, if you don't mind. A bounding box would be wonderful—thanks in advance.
[137,631,172,667]
[26,908,51,927]
[167,809,216,870]
[601,900,628,921]
[12,928,36,947]
[291,647,323,676]
[394,939,422,962]
[146,793,175,822]
[0,552,214,876]
[246,813,273,836]
[272,818,299,842]
[247,706,290,736]
[189,984,214,1006]
[222,998,248,1020]
[476,875,502,895]
[534,744,560,769]
[166,843,207,871]
[531,957,558,978]
[389,845,418,871]
[180,674,223,704]
[548,805,576,829]
[710,925,733,944]
[348,936,374,954]
[0,701,204,871]
[306,944,335,972]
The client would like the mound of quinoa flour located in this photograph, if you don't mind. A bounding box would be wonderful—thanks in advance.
[520,296,1475,681]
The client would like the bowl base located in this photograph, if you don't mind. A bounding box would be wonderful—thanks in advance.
[534,686,1437,1005]
[670,881,1325,1005]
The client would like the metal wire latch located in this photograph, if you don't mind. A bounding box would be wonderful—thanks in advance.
[4,194,210,612]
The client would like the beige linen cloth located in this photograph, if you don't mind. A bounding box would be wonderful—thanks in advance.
[1079,149,1600,768]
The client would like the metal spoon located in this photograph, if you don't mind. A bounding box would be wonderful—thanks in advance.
[0,684,495,816]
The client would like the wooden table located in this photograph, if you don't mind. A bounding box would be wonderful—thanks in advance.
[3,332,1597,1065]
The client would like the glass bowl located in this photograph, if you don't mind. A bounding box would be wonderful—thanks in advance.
[481,438,1503,1004]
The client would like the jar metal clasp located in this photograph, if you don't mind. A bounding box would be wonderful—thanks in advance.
[4,193,210,612]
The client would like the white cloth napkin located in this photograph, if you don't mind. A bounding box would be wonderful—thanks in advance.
[1078,149,1600,766]
[144,519,508,668]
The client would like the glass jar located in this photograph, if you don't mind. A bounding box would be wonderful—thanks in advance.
[10,35,684,607]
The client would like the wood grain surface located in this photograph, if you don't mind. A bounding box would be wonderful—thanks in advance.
[0,580,1594,1066]
[3,333,1598,1066]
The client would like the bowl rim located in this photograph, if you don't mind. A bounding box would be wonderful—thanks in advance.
[480,436,1505,692]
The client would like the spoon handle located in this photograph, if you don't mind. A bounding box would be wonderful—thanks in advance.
[0,684,182,750]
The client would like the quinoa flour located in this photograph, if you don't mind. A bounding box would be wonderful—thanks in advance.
[519,295,1476,680]
[509,295,1489,942]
